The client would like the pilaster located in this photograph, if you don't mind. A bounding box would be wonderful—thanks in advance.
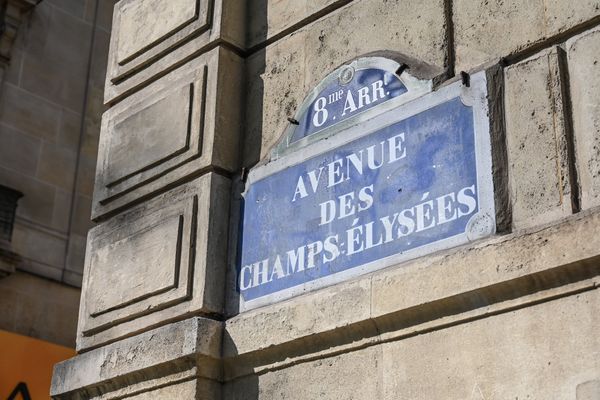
[51,1,245,398]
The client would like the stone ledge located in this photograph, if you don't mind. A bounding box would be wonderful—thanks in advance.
[223,208,600,377]
[51,317,223,399]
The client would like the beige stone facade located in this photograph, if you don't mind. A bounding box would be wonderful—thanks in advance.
[51,1,600,399]
[0,0,115,348]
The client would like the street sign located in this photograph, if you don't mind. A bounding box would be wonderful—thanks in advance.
[238,58,495,310]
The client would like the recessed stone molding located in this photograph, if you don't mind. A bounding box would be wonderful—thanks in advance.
[78,173,231,351]
[105,0,245,103]
[0,0,39,82]
[104,79,204,191]
[93,47,243,220]
[111,0,210,82]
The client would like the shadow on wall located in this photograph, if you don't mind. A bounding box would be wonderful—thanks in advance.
[242,2,268,170]
[219,0,265,396]
[223,0,269,318]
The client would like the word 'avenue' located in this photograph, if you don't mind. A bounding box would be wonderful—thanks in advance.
[291,133,406,211]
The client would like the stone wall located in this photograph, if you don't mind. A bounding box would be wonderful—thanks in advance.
[0,0,114,284]
[0,270,80,347]
[0,0,115,346]
[52,1,600,398]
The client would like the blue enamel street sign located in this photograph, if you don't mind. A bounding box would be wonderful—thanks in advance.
[238,59,495,310]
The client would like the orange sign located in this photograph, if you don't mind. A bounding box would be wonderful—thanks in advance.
[0,330,75,399]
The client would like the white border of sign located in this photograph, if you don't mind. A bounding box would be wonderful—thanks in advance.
[239,69,495,312]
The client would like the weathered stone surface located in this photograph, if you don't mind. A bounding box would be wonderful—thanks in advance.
[51,317,222,398]
[115,0,199,65]
[70,194,94,236]
[47,0,87,18]
[454,0,600,71]
[0,166,56,226]
[0,83,61,141]
[110,0,209,83]
[246,0,350,49]
[119,380,199,400]
[58,109,83,152]
[65,233,86,279]
[105,0,245,103]
[94,46,243,219]
[244,0,447,167]
[504,48,573,230]
[37,141,78,191]
[85,0,116,33]
[0,124,41,176]
[225,288,600,399]
[74,153,98,198]
[104,83,193,186]
[52,189,72,233]
[79,173,231,351]
[224,346,383,399]
[108,379,221,400]
[83,374,221,400]
[20,0,91,112]
[378,288,600,399]
[88,215,182,316]
[578,380,600,400]
[0,271,80,347]
[567,26,600,210]
[370,211,600,319]
[11,222,67,279]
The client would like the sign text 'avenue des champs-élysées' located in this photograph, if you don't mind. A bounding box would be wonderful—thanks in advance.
[237,57,496,310]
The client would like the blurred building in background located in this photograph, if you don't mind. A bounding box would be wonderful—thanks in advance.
[0,0,115,397]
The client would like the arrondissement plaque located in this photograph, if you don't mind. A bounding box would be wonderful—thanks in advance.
[238,57,496,310]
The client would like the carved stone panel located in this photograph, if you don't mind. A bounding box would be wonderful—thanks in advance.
[115,0,204,68]
[93,47,243,219]
[105,0,245,103]
[104,80,203,190]
[78,173,231,351]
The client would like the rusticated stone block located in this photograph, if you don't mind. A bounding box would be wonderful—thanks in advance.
[93,46,243,219]
[0,125,41,176]
[0,83,61,141]
[116,0,200,65]
[567,26,600,210]
[454,0,600,71]
[504,48,573,230]
[224,346,382,399]
[376,289,600,399]
[78,173,230,351]
[244,0,448,167]
[105,0,245,103]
